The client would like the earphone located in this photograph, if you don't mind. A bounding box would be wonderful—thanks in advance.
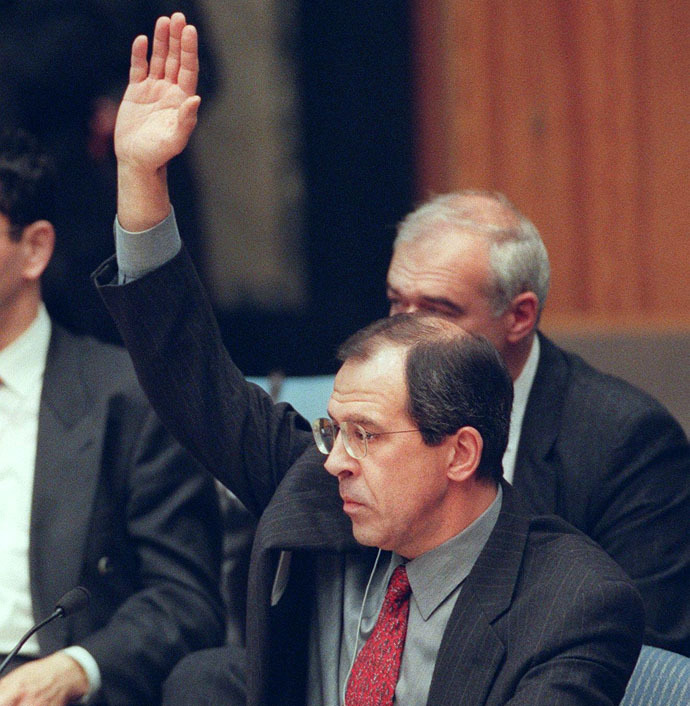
[341,547,383,705]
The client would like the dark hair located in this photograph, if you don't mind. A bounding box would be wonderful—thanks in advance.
[337,314,513,483]
[0,129,57,241]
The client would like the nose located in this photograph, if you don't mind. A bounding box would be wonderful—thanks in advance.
[324,430,357,478]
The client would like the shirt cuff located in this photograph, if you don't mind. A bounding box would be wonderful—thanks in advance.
[114,207,182,283]
[62,646,101,704]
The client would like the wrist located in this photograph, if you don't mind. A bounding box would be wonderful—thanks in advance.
[62,646,101,704]
[49,651,90,702]
[117,163,171,232]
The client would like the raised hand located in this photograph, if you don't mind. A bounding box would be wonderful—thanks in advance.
[115,12,200,172]
[115,13,201,231]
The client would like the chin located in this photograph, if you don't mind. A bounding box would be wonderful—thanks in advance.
[351,522,379,548]
[351,523,395,552]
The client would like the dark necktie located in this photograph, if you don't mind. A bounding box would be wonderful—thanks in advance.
[345,564,411,706]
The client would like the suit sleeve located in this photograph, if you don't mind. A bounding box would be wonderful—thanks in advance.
[76,401,225,706]
[505,573,644,706]
[94,245,314,518]
[578,397,690,656]
[521,339,690,656]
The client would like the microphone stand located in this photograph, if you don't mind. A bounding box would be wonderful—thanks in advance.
[0,608,63,675]
[0,587,90,676]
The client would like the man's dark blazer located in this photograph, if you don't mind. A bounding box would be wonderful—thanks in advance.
[29,322,225,705]
[513,333,690,655]
[96,248,644,706]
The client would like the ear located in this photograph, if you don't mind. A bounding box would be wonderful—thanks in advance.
[446,426,483,483]
[505,291,538,344]
[20,220,55,281]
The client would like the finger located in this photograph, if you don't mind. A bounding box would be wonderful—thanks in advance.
[165,12,186,82]
[129,35,149,84]
[178,96,201,134]
[149,16,171,79]
[178,24,199,96]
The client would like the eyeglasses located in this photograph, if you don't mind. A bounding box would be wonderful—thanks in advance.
[311,417,421,460]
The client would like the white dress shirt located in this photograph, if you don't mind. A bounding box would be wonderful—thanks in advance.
[0,305,51,655]
[501,335,540,484]
[0,306,100,701]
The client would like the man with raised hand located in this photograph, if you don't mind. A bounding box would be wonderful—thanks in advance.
[94,14,644,706]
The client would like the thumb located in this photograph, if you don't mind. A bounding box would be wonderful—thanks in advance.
[178,95,201,134]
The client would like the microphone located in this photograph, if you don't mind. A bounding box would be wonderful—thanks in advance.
[53,587,90,619]
[0,587,91,676]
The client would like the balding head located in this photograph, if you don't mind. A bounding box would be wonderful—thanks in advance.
[337,313,513,482]
[393,190,550,318]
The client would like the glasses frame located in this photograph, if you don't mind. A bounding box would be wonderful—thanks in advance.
[311,417,421,460]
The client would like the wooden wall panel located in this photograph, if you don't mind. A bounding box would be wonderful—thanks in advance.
[413,0,690,330]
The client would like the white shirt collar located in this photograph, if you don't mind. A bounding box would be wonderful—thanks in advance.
[502,334,540,483]
[0,305,51,396]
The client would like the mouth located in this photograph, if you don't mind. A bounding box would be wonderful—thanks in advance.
[340,494,365,515]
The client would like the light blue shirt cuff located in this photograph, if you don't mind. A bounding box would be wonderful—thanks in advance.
[114,207,182,283]
[62,646,101,704]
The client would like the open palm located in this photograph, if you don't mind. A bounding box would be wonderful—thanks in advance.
[114,13,200,173]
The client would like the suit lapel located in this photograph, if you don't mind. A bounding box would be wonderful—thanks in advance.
[427,483,529,705]
[30,327,103,652]
[246,444,357,706]
[512,333,568,514]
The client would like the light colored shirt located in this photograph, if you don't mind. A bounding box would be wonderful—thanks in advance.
[115,210,181,283]
[502,335,540,483]
[0,306,100,702]
[308,486,502,706]
[0,305,51,656]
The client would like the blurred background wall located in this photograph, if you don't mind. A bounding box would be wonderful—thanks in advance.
[414,1,690,330]
[192,1,414,376]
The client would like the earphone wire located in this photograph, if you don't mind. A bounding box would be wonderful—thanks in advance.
[341,547,383,705]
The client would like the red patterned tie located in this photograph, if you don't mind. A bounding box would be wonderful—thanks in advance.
[345,564,411,706]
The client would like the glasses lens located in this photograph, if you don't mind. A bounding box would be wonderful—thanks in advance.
[312,418,335,455]
[341,421,367,459]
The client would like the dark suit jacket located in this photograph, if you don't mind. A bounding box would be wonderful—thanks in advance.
[30,323,225,705]
[513,333,690,655]
[96,248,644,706]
